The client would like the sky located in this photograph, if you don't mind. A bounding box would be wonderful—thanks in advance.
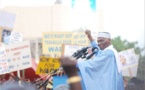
[0,0,144,48]
[103,0,144,48]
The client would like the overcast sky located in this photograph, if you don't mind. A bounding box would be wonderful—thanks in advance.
[103,0,144,48]
[0,0,144,48]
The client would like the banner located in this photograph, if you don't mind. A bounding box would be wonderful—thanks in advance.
[42,32,89,56]
[5,41,32,72]
[0,43,9,74]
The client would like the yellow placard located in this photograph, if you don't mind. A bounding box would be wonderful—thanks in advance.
[42,32,89,55]
[42,32,72,56]
[36,57,60,74]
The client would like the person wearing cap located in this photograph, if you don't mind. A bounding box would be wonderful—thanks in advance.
[57,30,124,90]
[75,30,124,90]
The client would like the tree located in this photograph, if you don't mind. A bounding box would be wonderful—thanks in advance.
[112,36,145,89]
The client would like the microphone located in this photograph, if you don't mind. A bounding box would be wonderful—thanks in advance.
[55,46,91,77]
[92,47,98,52]
[38,73,56,89]
[72,47,90,59]
[86,47,98,59]
[72,51,79,57]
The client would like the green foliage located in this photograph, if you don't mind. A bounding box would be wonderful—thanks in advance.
[111,36,145,82]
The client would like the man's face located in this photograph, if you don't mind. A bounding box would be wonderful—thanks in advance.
[97,37,110,50]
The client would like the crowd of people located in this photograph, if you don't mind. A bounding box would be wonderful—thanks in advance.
[0,30,144,90]
[0,72,55,90]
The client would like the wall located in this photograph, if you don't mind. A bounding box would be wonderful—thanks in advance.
[1,5,72,38]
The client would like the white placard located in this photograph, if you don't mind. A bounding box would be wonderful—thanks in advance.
[119,48,138,68]
[0,43,9,74]
[0,11,16,28]
[61,44,93,61]
[62,44,85,57]
[5,41,32,72]
[119,48,139,77]
[9,31,23,43]
[122,64,138,77]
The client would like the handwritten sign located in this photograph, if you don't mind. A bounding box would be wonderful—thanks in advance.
[42,32,89,55]
[9,31,23,43]
[5,41,32,72]
[0,43,9,74]
[36,57,60,74]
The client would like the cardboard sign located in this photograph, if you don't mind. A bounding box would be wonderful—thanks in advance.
[5,41,32,72]
[42,32,89,56]
[36,57,60,74]
[0,43,9,74]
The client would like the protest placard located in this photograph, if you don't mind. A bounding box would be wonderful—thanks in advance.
[0,43,9,74]
[9,31,23,43]
[42,32,89,56]
[5,41,32,72]
[119,48,139,77]
[42,32,72,56]
[36,56,60,74]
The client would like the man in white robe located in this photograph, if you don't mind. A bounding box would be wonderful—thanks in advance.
[76,30,124,90]
[57,30,124,90]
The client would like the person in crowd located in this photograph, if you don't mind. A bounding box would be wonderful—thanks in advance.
[120,55,127,65]
[55,57,82,90]
[128,77,144,90]
[123,77,128,89]
[1,73,38,90]
[1,82,37,90]
[57,30,124,90]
